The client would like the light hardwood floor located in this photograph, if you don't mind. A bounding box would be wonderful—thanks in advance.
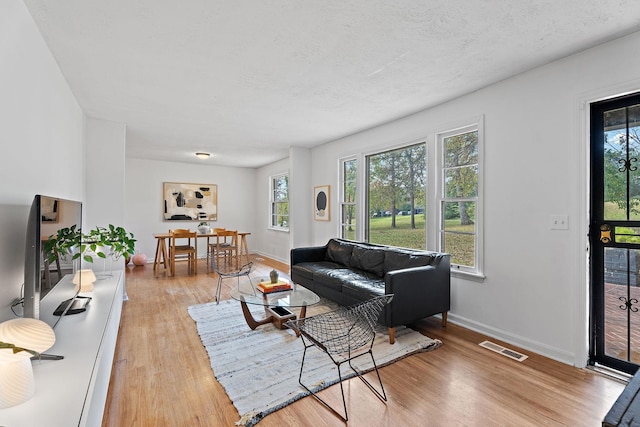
[102,256,626,426]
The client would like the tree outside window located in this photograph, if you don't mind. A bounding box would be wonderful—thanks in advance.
[366,142,426,249]
[440,129,478,270]
[270,174,289,230]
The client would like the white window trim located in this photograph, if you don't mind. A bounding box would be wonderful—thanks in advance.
[435,117,484,280]
[269,172,289,232]
[338,155,358,240]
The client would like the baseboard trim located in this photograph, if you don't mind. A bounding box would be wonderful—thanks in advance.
[448,312,576,366]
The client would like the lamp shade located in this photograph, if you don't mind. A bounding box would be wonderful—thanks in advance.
[0,318,56,408]
[72,269,96,292]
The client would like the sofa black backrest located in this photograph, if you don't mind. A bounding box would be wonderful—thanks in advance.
[326,239,354,265]
[325,238,439,278]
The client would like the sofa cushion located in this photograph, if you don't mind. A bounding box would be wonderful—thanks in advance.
[349,245,385,277]
[342,278,385,300]
[384,249,433,273]
[311,265,356,291]
[326,239,354,266]
[290,263,316,281]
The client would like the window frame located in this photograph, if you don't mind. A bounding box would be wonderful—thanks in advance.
[435,120,484,279]
[269,172,289,231]
[339,156,358,241]
[364,141,428,248]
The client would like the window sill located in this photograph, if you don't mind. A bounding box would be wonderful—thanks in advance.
[451,269,485,283]
[268,227,289,233]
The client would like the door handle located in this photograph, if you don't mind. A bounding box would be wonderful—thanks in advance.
[600,224,611,244]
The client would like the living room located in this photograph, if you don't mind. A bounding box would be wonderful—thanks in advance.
[2,0,640,425]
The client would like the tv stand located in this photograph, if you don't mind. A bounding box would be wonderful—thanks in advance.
[1,271,124,426]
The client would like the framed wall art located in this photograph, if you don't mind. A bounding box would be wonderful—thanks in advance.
[314,185,330,221]
[163,182,217,221]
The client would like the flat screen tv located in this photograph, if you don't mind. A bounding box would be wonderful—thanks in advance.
[23,195,82,320]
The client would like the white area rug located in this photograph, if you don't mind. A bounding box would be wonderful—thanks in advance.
[188,298,441,426]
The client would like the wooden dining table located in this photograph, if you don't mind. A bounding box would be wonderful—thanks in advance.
[153,230,251,275]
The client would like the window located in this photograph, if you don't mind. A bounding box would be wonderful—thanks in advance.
[366,142,427,249]
[270,173,289,230]
[437,124,481,275]
[352,117,483,278]
[340,158,357,240]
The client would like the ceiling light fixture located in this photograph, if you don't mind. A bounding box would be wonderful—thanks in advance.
[195,152,210,160]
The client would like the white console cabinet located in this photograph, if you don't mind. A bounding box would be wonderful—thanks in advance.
[0,271,124,427]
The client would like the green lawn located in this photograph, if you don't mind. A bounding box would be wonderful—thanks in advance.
[369,215,426,248]
[366,215,475,267]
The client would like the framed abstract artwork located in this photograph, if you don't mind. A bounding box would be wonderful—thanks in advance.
[314,185,330,221]
[163,182,217,221]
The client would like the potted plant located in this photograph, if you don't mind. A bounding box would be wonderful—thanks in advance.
[44,224,136,265]
[86,225,136,261]
[43,224,84,264]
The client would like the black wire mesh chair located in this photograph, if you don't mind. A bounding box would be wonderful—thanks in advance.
[284,294,394,422]
[211,260,258,303]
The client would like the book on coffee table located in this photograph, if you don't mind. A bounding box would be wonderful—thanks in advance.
[257,280,292,293]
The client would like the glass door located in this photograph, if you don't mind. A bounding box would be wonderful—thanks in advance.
[590,93,640,374]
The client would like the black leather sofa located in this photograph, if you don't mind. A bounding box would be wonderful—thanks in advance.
[290,238,451,343]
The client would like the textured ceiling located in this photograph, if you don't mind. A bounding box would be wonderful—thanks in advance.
[23,1,640,167]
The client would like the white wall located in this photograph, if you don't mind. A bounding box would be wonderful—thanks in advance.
[288,147,312,249]
[85,118,126,231]
[124,158,257,264]
[254,158,291,263]
[0,0,84,321]
[306,32,640,365]
[82,117,127,274]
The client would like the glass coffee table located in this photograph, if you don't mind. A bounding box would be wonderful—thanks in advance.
[229,279,320,331]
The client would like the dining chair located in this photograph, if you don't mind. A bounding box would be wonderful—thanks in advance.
[285,294,394,422]
[211,229,238,269]
[207,227,227,269]
[168,228,197,276]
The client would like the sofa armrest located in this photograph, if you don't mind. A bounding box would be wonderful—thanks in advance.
[290,245,327,265]
[384,264,451,326]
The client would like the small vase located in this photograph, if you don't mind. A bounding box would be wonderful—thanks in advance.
[270,269,279,284]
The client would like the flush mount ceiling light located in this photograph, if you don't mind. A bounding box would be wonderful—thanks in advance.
[195,152,210,159]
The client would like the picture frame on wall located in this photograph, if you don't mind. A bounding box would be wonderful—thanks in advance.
[163,182,217,221]
[314,185,330,221]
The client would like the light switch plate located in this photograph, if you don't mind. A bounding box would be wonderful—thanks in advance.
[550,214,569,230]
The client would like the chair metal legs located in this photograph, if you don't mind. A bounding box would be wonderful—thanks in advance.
[213,263,255,304]
[296,335,388,422]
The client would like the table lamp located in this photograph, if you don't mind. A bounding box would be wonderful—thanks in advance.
[0,318,56,408]
[73,269,97,292]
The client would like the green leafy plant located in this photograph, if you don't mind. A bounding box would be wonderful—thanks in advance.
[43,224,136,264]
[43,224,83,263]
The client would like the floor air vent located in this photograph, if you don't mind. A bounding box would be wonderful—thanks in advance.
[479,340,528,362]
